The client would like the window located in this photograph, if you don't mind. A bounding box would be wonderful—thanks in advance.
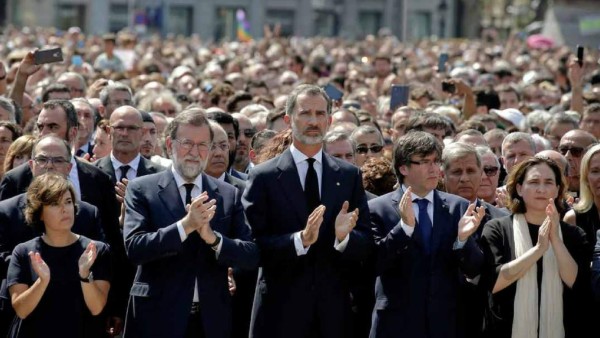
[215,7,245,41]
[109,4,129,32]
[409,11,432,40]
[266,9,295,37]
[56,4,86,30]
[169,6,193,36]
[359,11,382,36]
[314,10,337,37]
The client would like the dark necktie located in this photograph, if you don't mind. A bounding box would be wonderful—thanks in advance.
[416,199,432,254]
[119,165,131,182]
[305,158,320,212]
[184,183,195,206]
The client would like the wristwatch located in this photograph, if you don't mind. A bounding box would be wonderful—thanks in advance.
[208,232,222,248]
[80,271,94,283]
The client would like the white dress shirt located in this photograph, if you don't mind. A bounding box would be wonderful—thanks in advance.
[289,144,349,255]
[110,152,141,181]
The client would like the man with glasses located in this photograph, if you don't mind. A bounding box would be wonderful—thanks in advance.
[206,109,247,180]
[0,99,126,336]
[57,72,87,98]
[232,113,256,174]
[122,108,258,338]
[350,125,384,167]
[368,131,485,338]
[205,121,245,193]
[441,142,508,338]
[559,130,597,196]
[0,135,106,337]
[579,103,600,139]
[476,147,502,206]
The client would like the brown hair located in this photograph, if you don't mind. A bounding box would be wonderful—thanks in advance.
[255,129,293,164]
[362,157,397,196]
[25,173,78,233]
[3,134,35,173]
[506,157,566,214]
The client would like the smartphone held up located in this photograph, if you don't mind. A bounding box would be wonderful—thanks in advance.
[34,48,64,65]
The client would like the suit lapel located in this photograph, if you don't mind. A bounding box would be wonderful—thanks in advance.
[202,175,225,232]
[276,150,309,223]
[320,154,340,221]
[158,170,186,220]
[390,187,404,221]
[137,157,151,177]
[98,157,117,184]
[431,190,451,253]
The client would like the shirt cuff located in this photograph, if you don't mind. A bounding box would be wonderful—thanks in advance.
[212,232,223,258]
[176,221,188,242]
[293,231,310,256]
[453,236,467,250]
[400,220,415,237]
[334,234,350,252]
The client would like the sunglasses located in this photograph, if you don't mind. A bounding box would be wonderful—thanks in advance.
[356,145,383,154]
[483,166,499,177]
[558,146,584,157]
[241,128,256,138]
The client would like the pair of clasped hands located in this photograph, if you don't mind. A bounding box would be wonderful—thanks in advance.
[398,186,487,242]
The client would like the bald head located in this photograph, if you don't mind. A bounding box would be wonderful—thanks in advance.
[536,150,568,174]
[109,105,144,162]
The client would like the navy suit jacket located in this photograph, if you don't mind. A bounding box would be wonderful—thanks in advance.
[243,149,372,338]
[368,188,483,338]
[93,155,165,184]
[122,170,258,338]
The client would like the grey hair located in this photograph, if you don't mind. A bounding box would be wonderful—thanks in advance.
[323,131,356,152]
[0,97,16,123]
[285,84,332,116]
[476,146,500,167]
[99,82,133,106]
[349,125,384,145]
[442,142,481,171]
[501,132,535,156]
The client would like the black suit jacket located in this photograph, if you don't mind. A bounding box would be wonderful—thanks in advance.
[93,155,165,184]
[368,188,483,338]
[243,149,372,338]
[122,170,258,338]
[224,172,246,195]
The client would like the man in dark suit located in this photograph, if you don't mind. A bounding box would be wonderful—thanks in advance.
[94,105,165,197]
[205,120,248,338]
[368,131,486,338]
[0,99,124,335]
[0,136,106,336]
[243,85,372,338]
[206,109,248,180]
[122,108,258,338]
[441,142,509,338]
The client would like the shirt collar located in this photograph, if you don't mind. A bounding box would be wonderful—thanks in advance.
[110,152,142,172]
[171,165,204,191]
[402,184,435,204]
[290,143,323,165]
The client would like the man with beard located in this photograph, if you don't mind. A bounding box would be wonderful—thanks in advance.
[232,113,255,174]
[243,84,372,338]
[139,110,172,168]
[122,108,258,338]
[72,98,96,158]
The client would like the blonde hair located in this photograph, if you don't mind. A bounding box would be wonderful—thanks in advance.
[574,144,600,213]
[3,134,36,173]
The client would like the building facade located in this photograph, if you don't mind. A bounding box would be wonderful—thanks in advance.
[6,0,458,41]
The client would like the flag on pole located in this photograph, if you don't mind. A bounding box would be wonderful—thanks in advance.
[236,9,252,42]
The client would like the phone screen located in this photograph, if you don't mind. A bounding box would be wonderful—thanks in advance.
[323,83,343,101]
[390,85,410,110]
[438,53,449,73]
[34,48,64,65]
[71,55,83,67]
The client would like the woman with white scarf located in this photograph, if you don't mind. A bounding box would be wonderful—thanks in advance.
[480,157,592,338]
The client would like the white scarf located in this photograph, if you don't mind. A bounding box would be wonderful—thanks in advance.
[512,213,564,338]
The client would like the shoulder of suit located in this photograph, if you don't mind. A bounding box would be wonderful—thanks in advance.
[140,156,166,172]
[4,162,30,179]
[482,201,510,217]
[368,190,396,208]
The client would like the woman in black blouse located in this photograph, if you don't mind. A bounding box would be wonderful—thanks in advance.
[480,157,591,338]
[6,173,111,338]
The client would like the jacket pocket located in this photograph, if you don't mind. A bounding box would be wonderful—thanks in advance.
[130,282,151,297]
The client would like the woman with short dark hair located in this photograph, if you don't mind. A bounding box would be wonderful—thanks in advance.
[480,157,591,338]
[7,173,111,338]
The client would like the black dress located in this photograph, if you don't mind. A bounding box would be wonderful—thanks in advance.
[6,236,111,338]
[480,215,593,338]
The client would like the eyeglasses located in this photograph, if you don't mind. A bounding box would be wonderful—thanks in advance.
[174,139,211,152]
[409,159,442,167]
[111,125,141,133]
[107,99,133,106]
[483,166,499,177]
[558,146,585,157]
[33,156,70,167]
[356,145,383,154]
[241,128,256,138]
[211,143,230,152]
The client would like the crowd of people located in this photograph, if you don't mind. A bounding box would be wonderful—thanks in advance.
[0,24,598,338]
